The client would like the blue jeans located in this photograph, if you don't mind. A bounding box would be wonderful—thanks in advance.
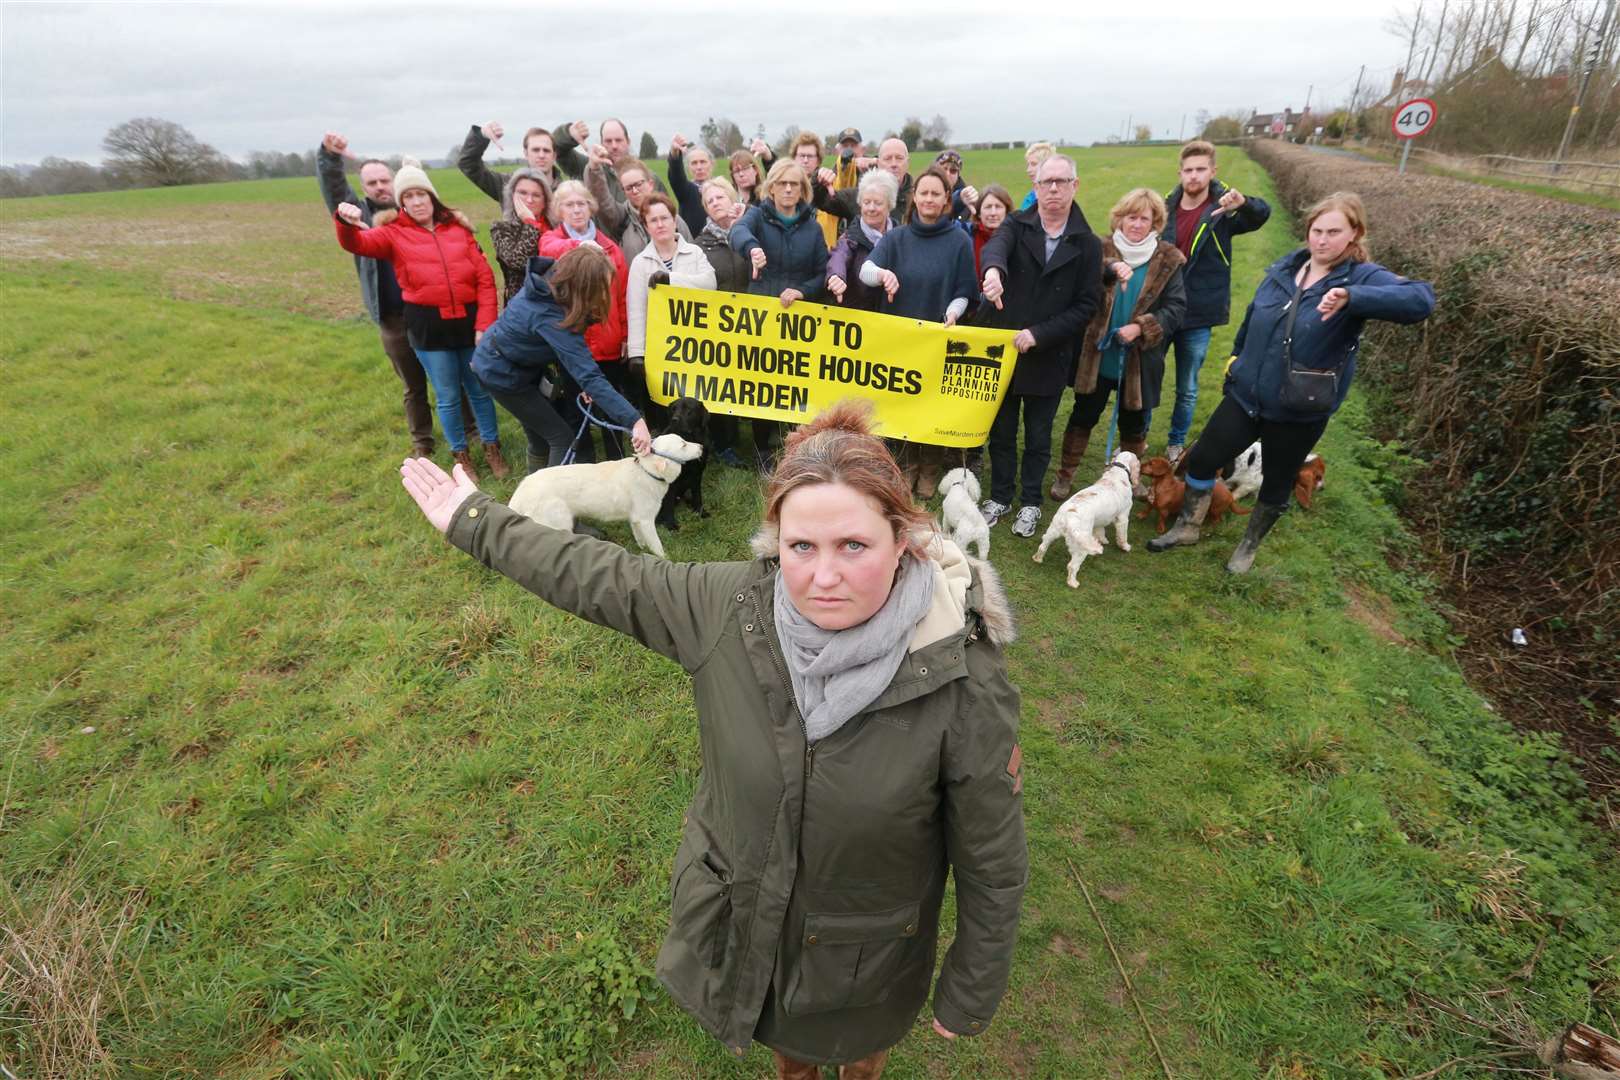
[414,347,499,452]
[1142,326,1213,448]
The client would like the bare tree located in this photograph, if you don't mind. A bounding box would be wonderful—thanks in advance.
[101,117,225,186]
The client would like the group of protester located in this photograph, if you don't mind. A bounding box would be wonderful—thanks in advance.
[321,121,1434,577]
[356,118,1437,1079]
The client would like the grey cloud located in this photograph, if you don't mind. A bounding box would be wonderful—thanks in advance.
[2,2,1399,166]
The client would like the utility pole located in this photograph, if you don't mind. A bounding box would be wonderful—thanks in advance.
[1348,65,1365,140]
[1179,113,1186,140]
[1126,114,1133,142]
[1554,0,1616,172]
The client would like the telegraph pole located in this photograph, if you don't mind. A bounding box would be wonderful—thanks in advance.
[1555,0,1616,172]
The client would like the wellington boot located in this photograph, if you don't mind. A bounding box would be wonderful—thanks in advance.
[451,449,480,483]
[1146,486,1212,551]
[1226,501,1286,574]
[482,440,511,479]
[1049,427,1091,501]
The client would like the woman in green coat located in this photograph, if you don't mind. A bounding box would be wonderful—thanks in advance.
[401,403,1028,1077]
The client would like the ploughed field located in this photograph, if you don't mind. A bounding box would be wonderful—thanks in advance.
[3,147,1616,1078]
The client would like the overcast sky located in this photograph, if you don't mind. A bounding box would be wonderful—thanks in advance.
[1,2,1407,166]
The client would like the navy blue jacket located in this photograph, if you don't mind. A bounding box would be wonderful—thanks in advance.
[728,202,828,300]
[978,203,1105,397]
[1161,179,1271,330]
[470,257,641,428]
[1225,249,1435,424]
[867,218,977,323]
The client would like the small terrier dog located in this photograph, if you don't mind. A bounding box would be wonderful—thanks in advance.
[938,467,990,560]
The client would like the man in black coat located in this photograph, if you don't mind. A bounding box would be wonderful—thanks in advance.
[978,154,1104,537]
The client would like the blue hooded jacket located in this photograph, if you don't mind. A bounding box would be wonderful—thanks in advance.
[1225,249,1435,424]
[728,202,828,300]
[470,257,641,429]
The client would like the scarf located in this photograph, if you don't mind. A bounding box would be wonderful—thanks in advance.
[702,219,730,243]
[772,553,936,744]
[1113,229,1158,269]
[564,219,597,244]
[860,218,887,247]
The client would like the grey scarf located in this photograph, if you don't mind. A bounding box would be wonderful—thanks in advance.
[772,554,936,744]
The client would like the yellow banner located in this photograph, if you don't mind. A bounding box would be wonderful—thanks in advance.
[644,287,1019,447]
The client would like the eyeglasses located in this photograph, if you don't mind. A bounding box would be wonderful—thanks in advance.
[1036,177,1076,190]
[624,179,649,193]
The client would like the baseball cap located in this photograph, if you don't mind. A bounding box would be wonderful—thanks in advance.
[836,127,862,145]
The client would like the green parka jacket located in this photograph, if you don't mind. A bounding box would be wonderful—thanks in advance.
[446,493,1028,1065]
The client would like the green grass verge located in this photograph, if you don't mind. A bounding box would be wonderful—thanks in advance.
[2,146,1616,1079]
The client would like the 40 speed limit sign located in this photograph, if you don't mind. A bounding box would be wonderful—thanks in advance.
[1392,98,1438,139]
[1391,97,1438,174]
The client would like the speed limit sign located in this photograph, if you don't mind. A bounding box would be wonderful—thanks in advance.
[1392,98,1438,138]
[1391,97,1437,174]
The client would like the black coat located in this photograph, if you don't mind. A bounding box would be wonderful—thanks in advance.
[977,204,1104,397]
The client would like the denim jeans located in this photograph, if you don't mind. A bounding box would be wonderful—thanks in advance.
[1142,326,1213,447]
[414,347,499,452]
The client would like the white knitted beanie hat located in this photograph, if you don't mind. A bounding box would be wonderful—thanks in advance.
[392,157,439,203]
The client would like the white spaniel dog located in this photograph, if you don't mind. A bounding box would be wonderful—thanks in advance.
[1032,451,1140,587]
[508,433,703,558]
[937,467,990,560]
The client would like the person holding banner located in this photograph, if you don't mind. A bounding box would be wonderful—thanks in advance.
[729,160,828,468]
[692,178,756,469]
[401,400,1025,1078]
[626,193,717,375]
[471,246,652,472]
[860,166,979,498]
[1050,188,1186,500]
[539,180,631,460]
[729,160,829,309]
[824,169,898,313]
[978,153,1104,537]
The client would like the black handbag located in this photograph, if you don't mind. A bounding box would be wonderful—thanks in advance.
[1276,275,1339,415]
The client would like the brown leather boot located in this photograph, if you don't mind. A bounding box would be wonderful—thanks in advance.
[773,1050,822,1080]
[1049,426,1091,500]
[915,446,942,499]
[451,449,480,482]
[839,1048,890,1079]
[410,440,434,460]
[482,440,511,479]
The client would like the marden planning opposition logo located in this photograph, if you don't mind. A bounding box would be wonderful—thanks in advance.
[939,340,1006,402]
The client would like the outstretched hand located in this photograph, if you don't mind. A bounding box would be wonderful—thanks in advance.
[401,457,479,535]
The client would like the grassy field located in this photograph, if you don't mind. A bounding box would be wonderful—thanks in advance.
[3,146,1618,1079]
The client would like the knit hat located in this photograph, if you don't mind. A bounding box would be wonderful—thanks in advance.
[392,157,438,203]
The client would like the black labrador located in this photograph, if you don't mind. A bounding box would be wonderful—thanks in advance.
[657,397,710,530]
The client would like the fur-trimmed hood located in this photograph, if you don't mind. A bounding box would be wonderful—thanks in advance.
[372,207,476,232]
[748,523,1016,648]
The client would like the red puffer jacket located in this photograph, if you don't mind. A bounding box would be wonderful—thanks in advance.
[336,209,498,331]
[537,225,628,362]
